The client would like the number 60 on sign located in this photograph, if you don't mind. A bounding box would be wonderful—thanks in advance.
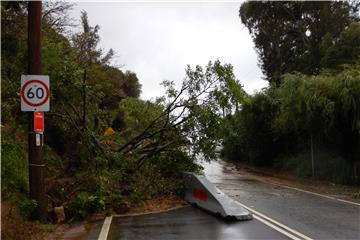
[21,75,50,112]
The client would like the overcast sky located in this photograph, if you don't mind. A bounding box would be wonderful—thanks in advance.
[70,1,267,100]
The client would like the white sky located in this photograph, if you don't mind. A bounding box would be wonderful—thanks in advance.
[70,1,267,100]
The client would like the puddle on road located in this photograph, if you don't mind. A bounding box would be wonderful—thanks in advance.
[198,159,263,197]
[200,159,254,183]
[199,159,224,177]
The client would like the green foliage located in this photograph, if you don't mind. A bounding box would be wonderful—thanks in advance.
[240,1,360,85]
[275,151,354,184]
[19,198,37,220]
[118,98,164,138]
[322,22,360,69]
[70,191,105,220]
[1,5,146,221]
[235,2,360,182]
[221,89,292,166]
[275,64,360,135]
[353,192,360,199]
[1,129,28,198]
[180,60,245,161]
[222,62,360,183]
[2,1,360,225]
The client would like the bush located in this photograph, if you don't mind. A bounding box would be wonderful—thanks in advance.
[222,90,294,166]
[275,150,355,184]
[69,191,105,220]
[19,198,37,220]
[1,129,28,198]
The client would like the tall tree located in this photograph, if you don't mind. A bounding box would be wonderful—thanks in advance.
[72,11,113,129]
[240,1,360,85]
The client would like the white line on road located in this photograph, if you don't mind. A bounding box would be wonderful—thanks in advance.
[235,201,314,240]
[98,215,113,240]
[253,214,301,240]
[270,183,360,207]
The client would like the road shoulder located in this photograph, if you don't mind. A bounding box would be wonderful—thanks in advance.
[230,162,360,204]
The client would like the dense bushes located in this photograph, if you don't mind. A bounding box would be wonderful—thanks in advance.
[1,128,28,198]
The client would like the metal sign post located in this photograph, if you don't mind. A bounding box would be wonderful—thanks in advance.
[27,1,46,221]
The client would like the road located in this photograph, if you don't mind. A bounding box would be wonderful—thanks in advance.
[99,159,360,240]
[203,160,360,240]
[106,206,291,240]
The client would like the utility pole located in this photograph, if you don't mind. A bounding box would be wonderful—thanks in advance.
[28,1,46,221]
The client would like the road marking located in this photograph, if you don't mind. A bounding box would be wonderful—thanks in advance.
[253,215,302,240]
[98,205,188,239]
[235,201,313,240]
[270,183,360,207]
[97,215,112,240]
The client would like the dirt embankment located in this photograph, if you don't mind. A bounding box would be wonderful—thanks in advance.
[1,201,53,240]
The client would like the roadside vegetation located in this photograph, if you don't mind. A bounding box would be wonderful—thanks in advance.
[1,1,360,239]
[222,1,360,184]
[2,2,241,238]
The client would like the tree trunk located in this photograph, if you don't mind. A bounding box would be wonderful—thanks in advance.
[310,133,315,178]
[82,69,87,130]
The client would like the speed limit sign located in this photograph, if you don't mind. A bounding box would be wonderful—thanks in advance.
[21,75,50,111]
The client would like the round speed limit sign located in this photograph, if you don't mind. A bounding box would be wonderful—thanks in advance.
[21,75,50,111]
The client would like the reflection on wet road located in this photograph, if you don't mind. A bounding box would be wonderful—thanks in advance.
[103,159,360,240]
[105,160,291,240]
[201,159,360,240]
[107,206,289,240]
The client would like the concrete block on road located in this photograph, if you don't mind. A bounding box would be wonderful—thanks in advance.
[183,172,253,221]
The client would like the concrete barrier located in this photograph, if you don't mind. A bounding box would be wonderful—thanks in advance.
[183,172,253,221]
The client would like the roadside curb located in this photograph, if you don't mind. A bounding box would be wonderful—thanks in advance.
[97,205,189,240]
[97,216,112,240]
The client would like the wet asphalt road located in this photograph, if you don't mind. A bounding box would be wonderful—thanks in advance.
[107,207,289,240]
[203,160,360,240]
[104,160,360,240]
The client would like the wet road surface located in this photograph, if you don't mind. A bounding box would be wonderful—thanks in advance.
[99,159,360,240]
[107,206,290,240]
[202,160,360,240]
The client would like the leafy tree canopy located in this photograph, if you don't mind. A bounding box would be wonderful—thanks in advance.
[240,1,360,85]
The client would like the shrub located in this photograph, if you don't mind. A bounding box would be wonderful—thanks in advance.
[1,130,28,198]
[69,191,105,220]
[19,198,37,219]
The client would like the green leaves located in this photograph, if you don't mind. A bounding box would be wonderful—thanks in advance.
[275,64,360,134]
[222,61,360,173]
[70,191,105,220]
[240,1,359,85]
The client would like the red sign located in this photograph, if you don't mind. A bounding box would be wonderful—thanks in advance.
[192,189,208,202]
[34,111,44,132]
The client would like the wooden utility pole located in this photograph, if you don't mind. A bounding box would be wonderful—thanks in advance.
[28,1,46,221]
[310,133,315,178]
